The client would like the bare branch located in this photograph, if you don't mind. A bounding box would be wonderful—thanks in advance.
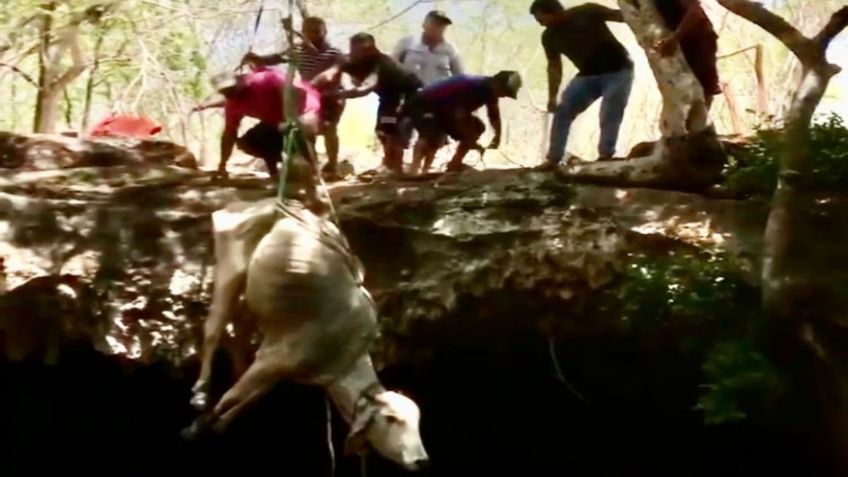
[0,63,39,87]
[715,0,812,60]
[814,6,848,50]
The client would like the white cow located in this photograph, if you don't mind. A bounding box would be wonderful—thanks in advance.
[186,197,429,471]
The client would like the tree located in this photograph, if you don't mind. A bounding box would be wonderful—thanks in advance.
[712,2,848,474]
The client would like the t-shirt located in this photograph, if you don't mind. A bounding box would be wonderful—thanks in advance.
[654,0,717,41]
[391,35,464,86]
[418,75,495,112]
[341,53,423,101]
[542,3,632,76]
[293,42,343,82]
[224,67,321,134]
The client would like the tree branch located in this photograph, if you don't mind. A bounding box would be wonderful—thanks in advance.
[814,6,848,51]
[715,0,811,60]
[0,63,39,87]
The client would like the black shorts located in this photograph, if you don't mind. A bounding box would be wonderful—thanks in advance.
[238,122,283,159]
[375,95,414,147]
[411,106,485,146]
[236,122,311,175]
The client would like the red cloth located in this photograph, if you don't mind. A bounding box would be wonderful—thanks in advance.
[89,114,162,138]
[223,66,322,135]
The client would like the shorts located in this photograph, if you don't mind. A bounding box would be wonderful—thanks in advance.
[238,122,283,159]
[375,95,413,147]
[411,106,485,146]
[680,32,722,96]
[237,122,310,175]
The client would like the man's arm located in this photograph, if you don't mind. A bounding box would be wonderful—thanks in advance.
[542,32,563,112]
[310,63,343,89]
[191,98,225,113]
[331,71,378,99]
[242,49,291,68]
[546,56,563,113]
[655,1,706,56]
[485,100,502,149]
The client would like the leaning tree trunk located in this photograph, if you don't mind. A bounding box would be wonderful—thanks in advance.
[716,2,848,474]
[565,0,725,191]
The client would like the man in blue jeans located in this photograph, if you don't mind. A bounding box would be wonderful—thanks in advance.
[531,0,634,165]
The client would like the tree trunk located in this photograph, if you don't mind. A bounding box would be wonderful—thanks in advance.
[81,33,105,132]
[563,0,726,192]
[34,2,56,133]
[714,2,848,474]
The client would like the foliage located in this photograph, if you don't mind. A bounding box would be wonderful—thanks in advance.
[610,252,780,425]
[723,113,848,194]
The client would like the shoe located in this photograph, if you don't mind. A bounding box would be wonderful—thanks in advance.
[536,161,560,171]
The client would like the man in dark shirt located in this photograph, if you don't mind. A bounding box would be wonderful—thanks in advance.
[315,33,423,174]
[406,71,522,174]
[653,0,721,107]
[531,0,634,165]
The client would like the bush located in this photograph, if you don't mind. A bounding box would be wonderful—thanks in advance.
[610,252,780,425]
[723,113,848,195]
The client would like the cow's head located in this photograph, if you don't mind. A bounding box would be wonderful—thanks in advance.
[345,390,429,471]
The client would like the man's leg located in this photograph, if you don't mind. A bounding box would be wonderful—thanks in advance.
[446,115,484,172]
[598,68,634,160]
[548,76,603,164]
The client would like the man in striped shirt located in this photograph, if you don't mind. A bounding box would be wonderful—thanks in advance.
[243,17,346,180]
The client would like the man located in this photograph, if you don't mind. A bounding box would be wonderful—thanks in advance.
[243,17,346,180]
[314,33,423,174]
[392,10,465,175]
[407,71,522,174]
[392,10,464,86]
[192,67,321,181]
[653,0,722,107]
[531,0,634,166]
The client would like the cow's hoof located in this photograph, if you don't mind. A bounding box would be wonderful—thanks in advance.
[181,414,215,442]
[190,391,209,411]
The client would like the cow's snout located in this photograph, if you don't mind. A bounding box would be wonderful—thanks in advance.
[413,458,431,471]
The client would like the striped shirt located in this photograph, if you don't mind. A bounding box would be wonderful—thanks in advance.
[293,42,343,82]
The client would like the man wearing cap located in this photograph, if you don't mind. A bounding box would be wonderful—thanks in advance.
[406,71,522,174]
[392,10,464,86]
[530,0,634,166]
[192,67,322,181]
[314,33,423,174]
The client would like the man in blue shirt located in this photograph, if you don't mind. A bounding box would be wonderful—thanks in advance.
[407,71,522,174]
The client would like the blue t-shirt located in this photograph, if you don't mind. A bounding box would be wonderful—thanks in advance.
[418,75,495,112]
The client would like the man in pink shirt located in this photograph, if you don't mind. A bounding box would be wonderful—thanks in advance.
[193,67,322,179]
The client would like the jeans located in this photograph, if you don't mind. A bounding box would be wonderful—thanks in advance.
[547,68,634,162]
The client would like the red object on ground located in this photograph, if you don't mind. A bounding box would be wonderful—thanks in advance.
[88,114,163,139]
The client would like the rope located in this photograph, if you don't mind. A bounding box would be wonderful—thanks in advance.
[547,335,588,405]
[325,396,336,477]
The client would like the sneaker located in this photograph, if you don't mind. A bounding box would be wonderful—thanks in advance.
[446,162,475,173]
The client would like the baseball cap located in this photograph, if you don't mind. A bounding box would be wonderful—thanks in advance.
[425,10,453,25]
[211,71,241,93]
[493,71,522,99]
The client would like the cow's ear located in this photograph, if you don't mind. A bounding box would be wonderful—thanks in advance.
[344,405,376,456]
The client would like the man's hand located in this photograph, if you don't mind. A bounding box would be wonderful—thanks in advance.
[547,99,558,114]
[487,135,501,150]
[654,34,679,57]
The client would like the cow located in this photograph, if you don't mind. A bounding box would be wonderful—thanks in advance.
[185,196,429,472]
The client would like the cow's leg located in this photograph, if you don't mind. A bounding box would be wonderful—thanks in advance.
[191,269,245,411]
[223,299,257,383]
[209,342,294,432]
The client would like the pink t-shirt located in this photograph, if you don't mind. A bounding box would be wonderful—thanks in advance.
[224,67,321,134]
